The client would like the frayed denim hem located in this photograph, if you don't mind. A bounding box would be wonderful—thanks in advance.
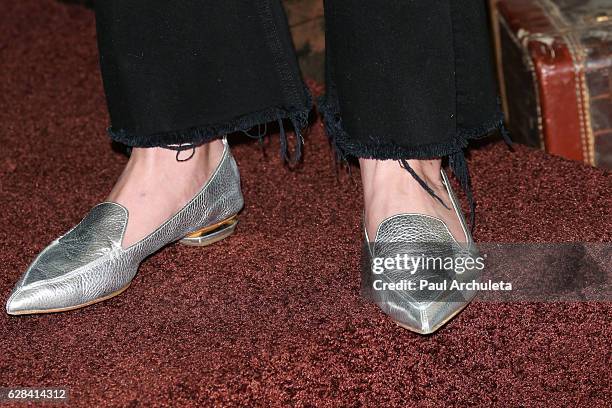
[317,93,510,230]
[317,94,508,162]
[107,102,312,163]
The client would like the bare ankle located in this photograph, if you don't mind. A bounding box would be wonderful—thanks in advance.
[359,158,443,198]
[106,138,226,248]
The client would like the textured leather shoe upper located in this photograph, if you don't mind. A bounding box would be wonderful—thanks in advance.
[364,170,479,334]
[22,203,127,287]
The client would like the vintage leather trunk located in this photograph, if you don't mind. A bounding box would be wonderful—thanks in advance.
[496,0,612,169]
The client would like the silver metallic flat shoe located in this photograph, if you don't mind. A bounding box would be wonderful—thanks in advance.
[6,137,243,315]
[363,170,480,335]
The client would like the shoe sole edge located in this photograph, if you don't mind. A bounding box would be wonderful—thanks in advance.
[7,283,132,316]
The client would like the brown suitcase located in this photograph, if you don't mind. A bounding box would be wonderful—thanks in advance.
[495,0,612,169]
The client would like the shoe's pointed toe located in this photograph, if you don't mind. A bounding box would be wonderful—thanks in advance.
[6,289,31,315]
[6,258,51,315]
[6,274,133,315]
[5,286,60,316]
[387,287,475,335]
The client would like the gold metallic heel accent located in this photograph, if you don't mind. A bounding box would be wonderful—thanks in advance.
[179,215,238,247]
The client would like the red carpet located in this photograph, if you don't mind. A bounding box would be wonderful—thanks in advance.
[1,1,610,406]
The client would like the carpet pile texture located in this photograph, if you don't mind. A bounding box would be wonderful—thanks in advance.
[0,1,610,406]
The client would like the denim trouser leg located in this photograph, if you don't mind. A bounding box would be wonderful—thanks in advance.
[320,0,503,161]
[94,0,312,150]
[95,0,504,173]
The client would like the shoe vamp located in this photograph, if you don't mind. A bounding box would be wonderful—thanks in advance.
[375,215,455,244]
[23,203,126,286]
[374,216,470,304]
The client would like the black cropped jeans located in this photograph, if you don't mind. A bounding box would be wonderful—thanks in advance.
[94,0,505,207]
